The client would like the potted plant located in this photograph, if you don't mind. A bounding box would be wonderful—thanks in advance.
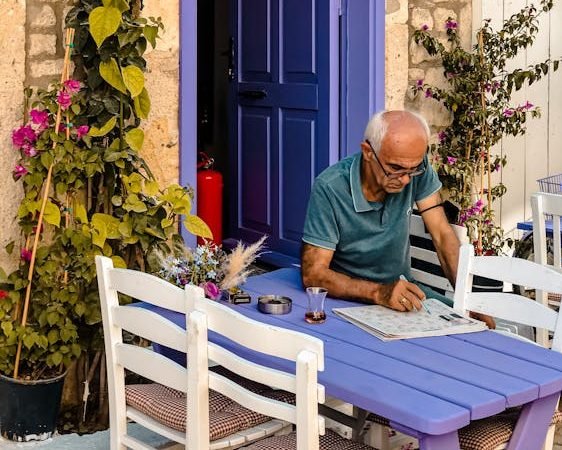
[412,0,560,257]
[0,0,209,440]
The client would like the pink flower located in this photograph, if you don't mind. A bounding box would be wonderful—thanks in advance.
[438,131,447,142]
[76,125,89,139]
[425,88,433,98]
[0,290,8,299]
[416,79,424,88]
[22,143,38,157]
[20,248,32,262]
[201,281,221,300]
[503,108,515,117]
[57,90,72,110]
[12,125,37,148]
[446,156,457,165]
[522,101,534,110]
[445,19,458,30]
[29,109,49,130]
[13,164,28,180]
[421,24,429,31]
[63,79,82,94]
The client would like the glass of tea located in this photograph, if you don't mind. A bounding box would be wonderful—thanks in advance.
[305,287,328,324]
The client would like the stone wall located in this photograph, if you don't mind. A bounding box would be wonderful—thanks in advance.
[386,0,471,131]
[0,0,180,269]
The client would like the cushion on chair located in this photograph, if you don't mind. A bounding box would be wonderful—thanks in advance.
[458,407,562,450]
[241,429,376,449]
[125,384,273,441]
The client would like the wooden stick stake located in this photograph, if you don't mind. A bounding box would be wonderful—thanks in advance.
[13,28,75,379]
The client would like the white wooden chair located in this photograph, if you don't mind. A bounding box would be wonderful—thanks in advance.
[452,243,562,450]
[96,255,297,450]
[186,284,377,450]
[532,192,562,346]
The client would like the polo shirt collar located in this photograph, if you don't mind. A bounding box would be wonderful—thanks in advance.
[350,153,372,213]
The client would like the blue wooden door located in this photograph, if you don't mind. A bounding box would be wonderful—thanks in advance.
[228,0,339,262]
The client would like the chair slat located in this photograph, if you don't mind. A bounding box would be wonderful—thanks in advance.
[113,306,187,353]
[115,343,187,393]
[109,268,186,313]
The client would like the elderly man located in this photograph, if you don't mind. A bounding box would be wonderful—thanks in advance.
[301,110,494,327]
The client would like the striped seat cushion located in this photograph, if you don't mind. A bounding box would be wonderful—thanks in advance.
[241,429,376,449]
[458,408,562,450]
[125,383,272,441]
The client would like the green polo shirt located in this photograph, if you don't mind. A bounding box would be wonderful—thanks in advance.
[302,152,441,284]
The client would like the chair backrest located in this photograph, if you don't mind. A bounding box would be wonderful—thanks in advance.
[186,294,326,450]
[453,244,562,352]
[409,213,467,296]
[96,255,202,445]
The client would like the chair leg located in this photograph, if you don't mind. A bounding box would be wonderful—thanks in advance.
[363,423,391,450]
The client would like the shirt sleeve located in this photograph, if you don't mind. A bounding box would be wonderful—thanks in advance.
[413,154,442,202]
[302,179,340,251]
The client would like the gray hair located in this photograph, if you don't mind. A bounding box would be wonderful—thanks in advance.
[363,110,430,153]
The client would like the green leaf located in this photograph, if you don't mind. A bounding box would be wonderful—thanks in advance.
[122,65,145,97]
[74,203,88,224]
[92,213,121,239]
[111,255,127,268]
[89,6,122,48]
[40,151,54,169]
[48,329,59,344]
[89,116,118,137]
[144,180,159,196]
[144,25,158,48]
[103,0,130,12]
[44,201,61,227]
[1,322,13,337]
[51,351,63,366]
[184,214,213,239]
[99,58,127,93]
[47,311,60,326]
[125,128,144,152]
[23,334,36,349]
[133,88,151,119]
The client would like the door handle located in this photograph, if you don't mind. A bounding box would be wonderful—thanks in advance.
[238,89,268,99]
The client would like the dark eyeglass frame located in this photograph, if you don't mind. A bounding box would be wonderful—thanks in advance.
[365,140,426,180]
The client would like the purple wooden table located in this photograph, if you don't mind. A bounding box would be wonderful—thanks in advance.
[138,268,562,450]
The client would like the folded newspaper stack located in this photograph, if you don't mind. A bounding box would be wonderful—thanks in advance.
[333,298,487,341]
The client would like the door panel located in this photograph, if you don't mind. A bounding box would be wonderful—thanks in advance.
[229,0,338,260]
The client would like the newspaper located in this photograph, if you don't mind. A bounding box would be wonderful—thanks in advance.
[332,298,487,341]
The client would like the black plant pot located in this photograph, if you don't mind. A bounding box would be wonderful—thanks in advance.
[472,274,504,293]
[0,372,65,442]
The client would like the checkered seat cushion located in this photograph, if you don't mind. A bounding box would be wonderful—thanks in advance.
[458,408,562,450]
[241,429,376,449]
[125,383,274,441]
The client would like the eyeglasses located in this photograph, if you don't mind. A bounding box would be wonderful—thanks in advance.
[366,140,426,180]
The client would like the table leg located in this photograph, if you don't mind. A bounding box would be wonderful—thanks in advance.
[507,392,559,450]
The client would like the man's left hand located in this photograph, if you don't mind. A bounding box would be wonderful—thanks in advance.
[469,311,495,329]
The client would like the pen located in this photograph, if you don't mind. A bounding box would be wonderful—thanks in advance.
[399,275,431,315]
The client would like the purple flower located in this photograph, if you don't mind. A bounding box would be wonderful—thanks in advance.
[493,163,501,172]
[446,156,457,165]
[13,164,28,180]
[76,125,89,139]
[63,79,82,94]
[22,143,38,157]
[20,248,32,262]
[445,19,458,30]
[522,100,534,110]
[421,24,429,31]
[416,79,424,88]
[438,131,447,142]
[201,281,221,300]
[503,108,515,117]
[425,88,433,98]
[12,125,37,148]
[57,91,72,110]
[484,82,492,92]
[445,72,456,79]
[29,109,49,130]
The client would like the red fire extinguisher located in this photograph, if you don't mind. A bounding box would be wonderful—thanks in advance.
[197,152,223,245]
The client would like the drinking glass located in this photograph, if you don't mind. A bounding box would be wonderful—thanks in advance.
[305,287,328,324]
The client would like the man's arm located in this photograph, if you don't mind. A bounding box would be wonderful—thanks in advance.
[301,243,426,312]
[417,192,495,329]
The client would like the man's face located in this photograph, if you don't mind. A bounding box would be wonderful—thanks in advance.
[363,126,428,194]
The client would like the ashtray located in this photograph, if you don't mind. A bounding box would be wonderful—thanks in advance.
[257,295,292,315]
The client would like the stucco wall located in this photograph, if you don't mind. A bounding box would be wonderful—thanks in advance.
[0,0,180,269]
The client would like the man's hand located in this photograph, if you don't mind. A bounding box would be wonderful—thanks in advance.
[377,279,427,312]
[469,311,496,329]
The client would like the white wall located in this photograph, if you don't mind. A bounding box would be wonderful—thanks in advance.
[474,0,562,233]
